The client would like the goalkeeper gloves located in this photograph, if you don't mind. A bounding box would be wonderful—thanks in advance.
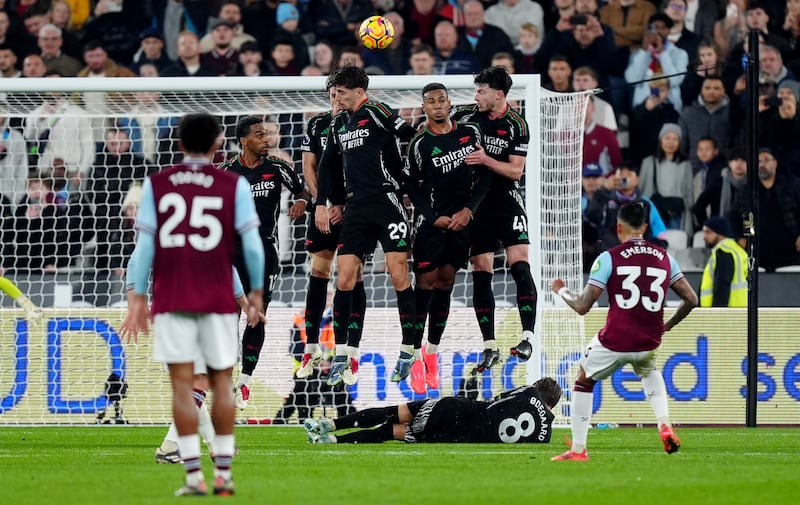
[16,295,42,321]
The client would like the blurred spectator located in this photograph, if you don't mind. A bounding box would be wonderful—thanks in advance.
[2,175,69,273]
[572,66,617,131]
[362,11,410,75]
[242,0,279,55]
[81,0,148,66]
[585,164,669,251]
[117,80,178,166]
[407,42,437,75]
[402,0,447,47]
[680,40,724,109]
[679,76,731,172]
[60,1,91,30]
[484,0,545,46]
[234,40,270,76]
[22,52,46,76]
[312,40,336,74]
[692,146,746,227]
[730,148,800,271]
[629,76,680,166]
[309,0,375,47]
[0,109,29,210]
[491,51,515,73]
[582,97,622,174]
[87,128,150,271]
[512,22,541,74]
[0,10,35,58]
[105,182,140,277]
[273,2,311,72]
[433,19,478,74]
[130,27,174,74]
[200,2,257,53]
[457,0,514,69]
[161,31,216,77]
[758,79,800,177]
[301,64,323,75]
[783,0,800,65]
[758,44,796,87]
[268,38,300,75]
[0,44,19,77]
[599,0,654,52]
[682,0,718,40]
[625,13,688,110]
[544,0,577,33]
[200,18,240,76]
[265,119,294,164]
[699,216,748,307]
[663,0,702,64]
[692,136,726,200]
[713,0,748,59]
[545,54,572,91]
[23,91,94,175]
[49,1,79,31]
[581,162,604,213]
[22,8,48,38]
[47,158,96,268]
[337,46,365,68]
[639,123,694,233]
[438,0,469,28]
[38,23,81,76]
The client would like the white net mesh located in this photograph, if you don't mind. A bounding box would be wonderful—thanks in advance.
[0,76,586,425]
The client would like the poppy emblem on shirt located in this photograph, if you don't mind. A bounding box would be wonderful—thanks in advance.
[496,129,508,136]
[358,119,370,127]
[459,136,470,144]
[262,174,275,180]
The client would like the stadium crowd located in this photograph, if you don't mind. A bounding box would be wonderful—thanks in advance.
[0,0,799,277]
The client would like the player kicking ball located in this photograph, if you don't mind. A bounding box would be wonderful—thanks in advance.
[405,82,490,393]
[550,202,697,461]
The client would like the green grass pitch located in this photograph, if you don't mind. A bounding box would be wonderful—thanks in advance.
[1,427,796,504]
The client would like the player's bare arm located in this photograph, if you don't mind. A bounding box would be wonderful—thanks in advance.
[551,278,603,315]
[664,277,698,331]
[465,149,525,181]
[315,204,331,234]
[302,151,319,200]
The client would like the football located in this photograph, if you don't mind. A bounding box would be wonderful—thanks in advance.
[358,15,395,50]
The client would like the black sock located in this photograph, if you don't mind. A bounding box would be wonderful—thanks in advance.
[336,426,391,444]
[334,407,392,429]
[427,288,452,346]
[332,289,353,346]
[413,287,433,349]
[241,321,265,375]
[472,271,495,342]
[396,287,416,346]
[304,276,329,345]
[346,281,367,348]
[510,261,537,333]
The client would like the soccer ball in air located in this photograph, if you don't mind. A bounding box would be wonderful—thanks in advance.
[359,15,395,50]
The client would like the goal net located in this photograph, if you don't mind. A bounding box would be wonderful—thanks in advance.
[0,76,587,425]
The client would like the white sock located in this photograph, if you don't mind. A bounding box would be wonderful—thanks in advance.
[346,345,360,359]
[237,374,251,387]
[570,391,593,453]
[335,344,347,356]
[213,434,235,480]
[177,434,202,483]
[425,344,438,354]
[641,369,670,428]
[521,330,534,341]
[483,339,497,351]
[414,348,423,360]
[306,343,320,355]
[400,344,414,355]
[197,402,215,448]
[162,423,179,452]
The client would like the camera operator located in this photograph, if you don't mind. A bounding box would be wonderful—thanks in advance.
[585,164,669,252]
[758,79,800,178]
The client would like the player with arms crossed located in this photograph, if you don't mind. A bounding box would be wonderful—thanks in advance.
[404,82,491,393]
[551,202,698,461]
[450,66,539,372]
[305,377,561,444]
[297,83,367,384]
[220,116,311,408]
[314,66,418,384]
[124,113,265,495]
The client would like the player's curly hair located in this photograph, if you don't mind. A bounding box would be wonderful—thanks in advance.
[179,113,221,154]
[236,115,263,144]
[328,65,369,91]
[474,66,513,96]
[532,377,562,410]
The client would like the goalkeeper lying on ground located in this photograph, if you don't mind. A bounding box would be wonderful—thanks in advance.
[304,377,561,444]
[0,276,42,320]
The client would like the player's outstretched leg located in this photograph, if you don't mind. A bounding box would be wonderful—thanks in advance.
[552,372,593,461]
[297,275,328,379]
[509,260,537,360]
[343,280,367,385]
[423,287,451,389]
[410,286,433,394]
[392,285,417,382]
[236,286,272,409]
[472,270,500,373]
[642,368,680,454]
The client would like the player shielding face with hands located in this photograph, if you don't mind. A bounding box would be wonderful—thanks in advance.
[550,202,698,461]
[125,113,265,496]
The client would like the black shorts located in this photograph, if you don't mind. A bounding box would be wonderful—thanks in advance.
[404,397,477,443]
[470,204,530,257]
[234,237,278,294]
[338,193,411,258]
[412,221,472,273]
[305,205,342,254]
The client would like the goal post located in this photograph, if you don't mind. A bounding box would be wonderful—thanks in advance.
[0,76,587,425]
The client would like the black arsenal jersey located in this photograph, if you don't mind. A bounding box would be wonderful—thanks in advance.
[301,111,333,160]
[317,99,416,203]
[405,121,490,221]
[479,385,554,443]
[451,104,530,212]
[220,154,304,241]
